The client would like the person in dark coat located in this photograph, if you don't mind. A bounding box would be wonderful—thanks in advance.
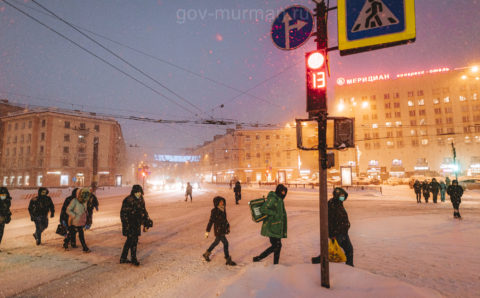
[422,180,430,203]
[60,188,78,248]
[202,196,236,266]
[185,182,193,202]
[85,193,99,229]
[28,187,54,245]
[233,181,241,205]
[447,180,464,219]
[313,187,354,266]
[429,178,440,203]
[413,180,422,203]
[0,187,12,248]
[120,185,152,266]
[253,184,288,265]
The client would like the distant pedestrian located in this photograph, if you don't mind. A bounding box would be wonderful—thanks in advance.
[202,196,236,266]
[229,180,233,189]
[439,181,447,202]
[429,178,440,203]
[0,187,12,248]
[185,182,193,202]
[413,180,422,203]
[120,185,152,266]
[312,187,354,266]
[445,176,451,187]
[253,184,288,265]
[422,180,430,203]
[65,188,91,252]
[447,180,464,219]
[60,188,79,248]
[233,181,242,205]
[28,187,54,245]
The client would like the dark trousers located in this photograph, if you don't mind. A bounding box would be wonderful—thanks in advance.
[33,216,49,242]
[257,237,282,264]
[336,234,354,266]
[121,235,139,261]
[432,192,438,203]
[415,192,421,203]
[452,201,461,217]
[0,223,4,244]
[185,193,192,202]
[440,191,446,202]
[423,194,429,203]
[207,235,230,258]
[65,226,88,250]
[235,193,241,204]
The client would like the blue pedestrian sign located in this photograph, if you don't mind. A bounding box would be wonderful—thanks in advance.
[271,5,314,51]
[338,0,416,55]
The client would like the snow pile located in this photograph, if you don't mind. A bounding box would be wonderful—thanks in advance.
[217,263,441,298]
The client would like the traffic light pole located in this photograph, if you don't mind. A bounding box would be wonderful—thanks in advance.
[314,0,330,289]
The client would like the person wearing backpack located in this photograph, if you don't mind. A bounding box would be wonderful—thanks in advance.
[252,184,288,265]
[202,196,236,266]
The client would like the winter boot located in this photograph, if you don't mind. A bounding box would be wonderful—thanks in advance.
[252,256,262,262]
[225,256,237,266]
[202,251,211,262]
[119,258,130,264]
[131,244,139,266]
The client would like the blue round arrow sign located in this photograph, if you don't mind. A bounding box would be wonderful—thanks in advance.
[271,5,314,50]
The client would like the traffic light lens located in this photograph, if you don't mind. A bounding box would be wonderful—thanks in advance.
[307,52,325,69]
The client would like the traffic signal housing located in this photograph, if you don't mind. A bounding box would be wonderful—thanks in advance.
[306,50,327,115]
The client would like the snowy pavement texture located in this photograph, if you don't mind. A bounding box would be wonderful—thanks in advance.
[0,185,479,297]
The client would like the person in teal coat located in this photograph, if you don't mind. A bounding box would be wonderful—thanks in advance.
[253,184,288,265]
[439,181,447,202]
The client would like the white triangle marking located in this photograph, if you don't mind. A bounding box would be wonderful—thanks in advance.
[351,0,399,33]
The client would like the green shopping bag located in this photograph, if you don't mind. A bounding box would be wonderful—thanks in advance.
[328,238,346,262]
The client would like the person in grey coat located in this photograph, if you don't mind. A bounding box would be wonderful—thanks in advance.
[65,188,90,252]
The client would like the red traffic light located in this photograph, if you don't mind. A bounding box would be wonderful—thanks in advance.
[306,50,327,113]
[307,52,325,69]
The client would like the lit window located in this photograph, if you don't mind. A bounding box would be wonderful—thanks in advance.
[473,93,478,100]
[444,96,450,103]
[418,99,425,106]
[372,124,378,129]
[386,141,394,146]
[386,122,392,127]
[459,96,467,101]
[421,139,429,145]
[433,98,439,104]
[395,121,402,127]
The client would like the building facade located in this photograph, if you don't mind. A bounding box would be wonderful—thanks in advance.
[332,65,480,177]
[0,109,127,187]
[192,126,318,183]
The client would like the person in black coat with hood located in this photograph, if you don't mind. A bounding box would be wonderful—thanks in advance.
[0,187,12,248]
[413,180,422,203]
[447,180,464,219]
[422,180,430,203]
[202,196,236,266]
[429,178,440,203]
[233,181,241,205]
[312,187,353,266]
[60,188,78,248]
[120,185,152,266]
[28,187,54,245]
[85,193,99,229]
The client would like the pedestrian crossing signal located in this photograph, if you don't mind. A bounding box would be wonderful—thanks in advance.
[306,50,327,114]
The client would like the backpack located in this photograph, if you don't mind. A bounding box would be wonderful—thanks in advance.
[248,197,267,222]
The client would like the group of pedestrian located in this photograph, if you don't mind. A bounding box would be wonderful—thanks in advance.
[413,177,465,219]
[413,178,447,203]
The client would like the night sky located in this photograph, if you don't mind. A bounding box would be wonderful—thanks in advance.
[1,0,479,157]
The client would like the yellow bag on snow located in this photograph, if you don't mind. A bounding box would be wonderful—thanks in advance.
[328,238,346,262]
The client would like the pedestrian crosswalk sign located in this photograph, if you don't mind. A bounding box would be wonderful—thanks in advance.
[338,0,415,56]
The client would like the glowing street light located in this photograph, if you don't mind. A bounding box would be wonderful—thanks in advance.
[471,65,479,73]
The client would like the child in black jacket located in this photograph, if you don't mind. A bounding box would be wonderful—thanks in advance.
[202,196,236,266]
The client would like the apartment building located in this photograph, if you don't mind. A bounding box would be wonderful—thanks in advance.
[0,109,127,187]
[332,65,480,177]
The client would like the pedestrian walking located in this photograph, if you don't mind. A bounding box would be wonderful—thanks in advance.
[252,184,288,265]
[233,181,241,205]
[120,185,152,266]
[85,193,99,229]
[60,188,78,248]
[447,180,464,219]
[65,188,91,252]
[28,187,54,245]
[440,180,447,202]
[0,187,12,249]
[445,176,451,187]
[202,196,236,266]
[185,182,193,202]
[429,178,440,203]
[413,180,422,203]
[422,180,430,203]
[312,187,354,266]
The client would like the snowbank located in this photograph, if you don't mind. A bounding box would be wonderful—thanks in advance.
[217,263,441,298]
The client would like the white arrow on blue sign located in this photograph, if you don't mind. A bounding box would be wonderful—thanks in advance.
[271,5,314,50]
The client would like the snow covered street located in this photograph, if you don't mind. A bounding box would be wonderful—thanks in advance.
[0,185,479,297]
